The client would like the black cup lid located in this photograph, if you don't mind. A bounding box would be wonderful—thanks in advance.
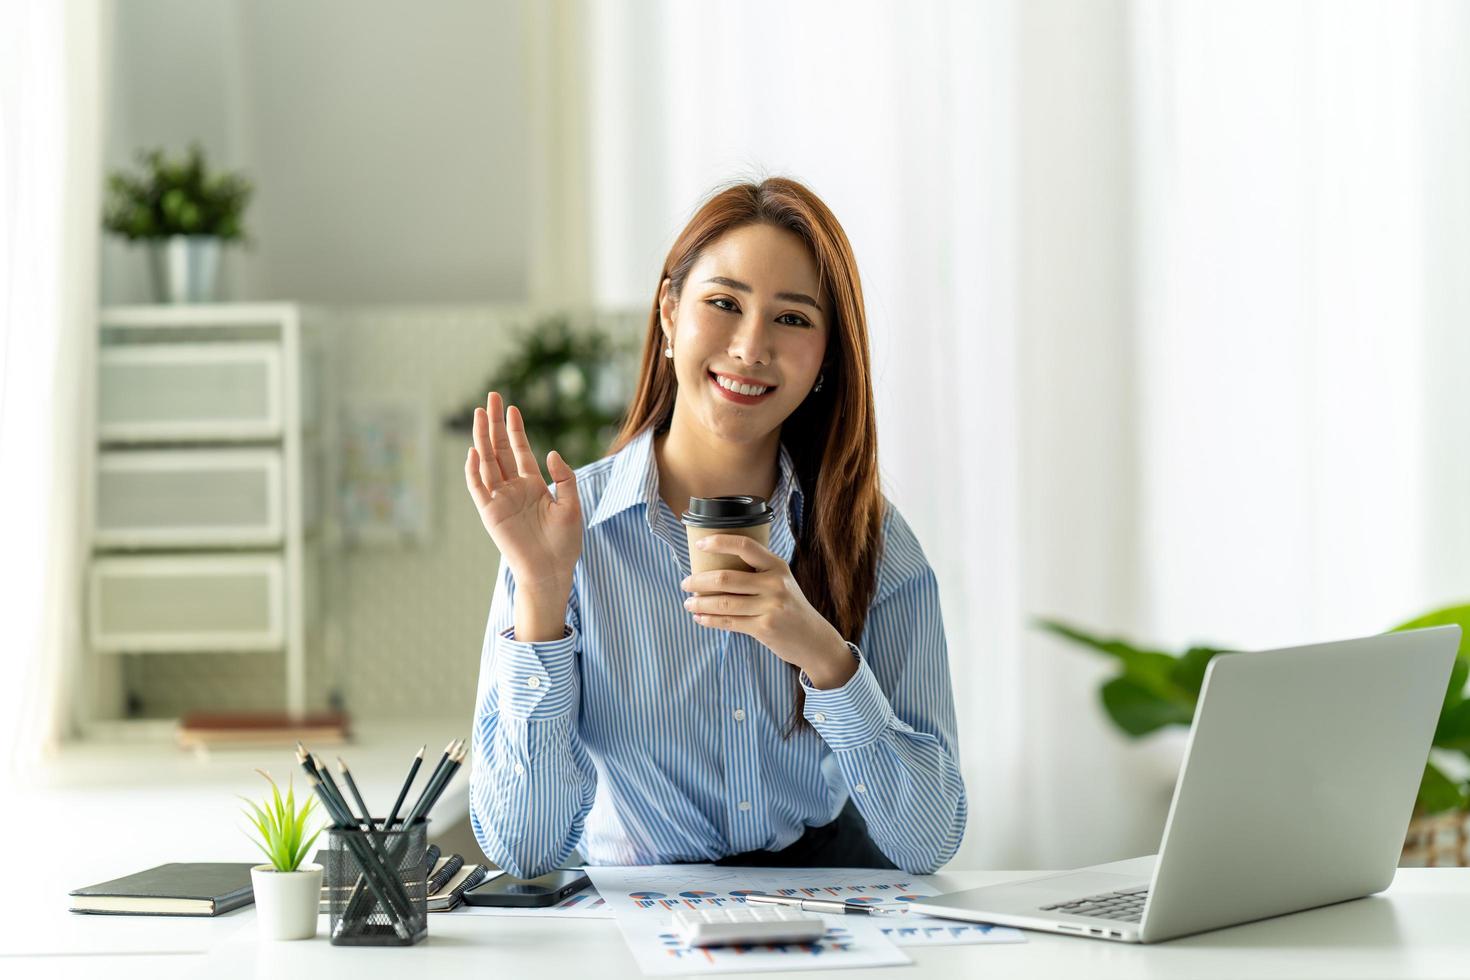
[681,494,775,529]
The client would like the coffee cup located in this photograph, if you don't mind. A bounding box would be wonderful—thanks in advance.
[682,495,775,581]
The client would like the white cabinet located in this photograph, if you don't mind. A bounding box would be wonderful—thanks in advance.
[94,449,283,548]
[89,555,285,652]
[98,343,283,441]
[89,304,319,719]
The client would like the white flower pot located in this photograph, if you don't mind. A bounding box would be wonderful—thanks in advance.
[252,864,322,941]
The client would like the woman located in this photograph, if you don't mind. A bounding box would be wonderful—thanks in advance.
[465,177,965,877]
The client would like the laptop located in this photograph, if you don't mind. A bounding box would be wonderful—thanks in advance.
[913,625,1461,943]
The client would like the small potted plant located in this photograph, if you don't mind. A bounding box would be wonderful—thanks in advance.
[103,143,253,304]
[241,769,323,940]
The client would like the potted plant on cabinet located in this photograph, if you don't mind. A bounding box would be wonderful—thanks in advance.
[102,143,253,304]
[241,769,323,940]
[1037,603,1470,865]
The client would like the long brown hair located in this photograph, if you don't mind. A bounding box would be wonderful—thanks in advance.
[607,176,885,733]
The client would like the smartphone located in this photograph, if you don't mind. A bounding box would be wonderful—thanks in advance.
[464,868,591,908]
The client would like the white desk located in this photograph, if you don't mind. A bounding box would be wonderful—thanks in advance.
[5,866,1469,979]
[4,734,1470,978]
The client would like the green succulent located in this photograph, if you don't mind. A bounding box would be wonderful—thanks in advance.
[1037,603,1470,816]
[103,143,252,242]
[239,769,322,872]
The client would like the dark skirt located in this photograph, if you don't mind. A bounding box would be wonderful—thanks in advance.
[710,799,898,869]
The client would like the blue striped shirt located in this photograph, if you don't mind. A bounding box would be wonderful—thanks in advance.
[469,426,966,875]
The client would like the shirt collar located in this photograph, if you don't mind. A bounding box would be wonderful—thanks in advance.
[589,427,805,547]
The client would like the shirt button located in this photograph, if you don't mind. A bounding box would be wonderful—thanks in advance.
[854,784,867,794]
[738,800,752,812]
[733,708,746,722]
[812,712,827,723]
[513,763,525,775]
[526,676,541,689]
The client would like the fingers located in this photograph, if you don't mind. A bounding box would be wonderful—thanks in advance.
[487,391,518,479]
[505,405,547,482]
[692,534,778,571]
[474,401,510,488]
[465,447,492,508]
[681,568,763,595]
[546,449,580,511]
[684,593,769,617]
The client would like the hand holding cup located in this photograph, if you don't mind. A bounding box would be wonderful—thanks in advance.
[679,498,856,689]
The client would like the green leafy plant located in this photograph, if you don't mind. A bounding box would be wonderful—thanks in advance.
[446,314,632,468]
[103,143,253,242]
[239,769,322,872]
[1036,603,1470,816]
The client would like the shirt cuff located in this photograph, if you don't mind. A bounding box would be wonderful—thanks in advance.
[495,623,578,718]
[800,642,893,750]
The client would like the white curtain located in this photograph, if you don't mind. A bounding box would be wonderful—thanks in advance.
[0,0,101,771]
[1133,0,1470,652]
[1123,0,1470,854]
[534,0,1470,868]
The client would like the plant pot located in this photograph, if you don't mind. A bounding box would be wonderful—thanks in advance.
[1402,810,1470,867]
[147,235,222,304]
[251,863,322,941]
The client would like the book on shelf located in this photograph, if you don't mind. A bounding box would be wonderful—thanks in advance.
[176,710,350,749]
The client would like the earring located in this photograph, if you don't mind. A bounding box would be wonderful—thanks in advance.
[813,373,824,393]
[664,342,673,358]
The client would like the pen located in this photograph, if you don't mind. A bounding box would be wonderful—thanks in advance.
[745,893,900,916]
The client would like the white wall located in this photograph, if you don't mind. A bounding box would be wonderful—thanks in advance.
[101,0,531,305]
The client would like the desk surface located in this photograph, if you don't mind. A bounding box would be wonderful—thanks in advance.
[5,732,1469,979]
[4,867,1468,980]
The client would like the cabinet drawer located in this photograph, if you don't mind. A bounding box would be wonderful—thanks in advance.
[95,450,283,548]
[99,343,282,441]
[89,555,284,652]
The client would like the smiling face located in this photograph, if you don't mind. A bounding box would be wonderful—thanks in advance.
[659,222,830,447]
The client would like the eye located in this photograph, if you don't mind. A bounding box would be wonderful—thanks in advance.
[707,297,811,328]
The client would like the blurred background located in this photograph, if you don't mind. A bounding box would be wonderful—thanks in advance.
[2,0,1469,873]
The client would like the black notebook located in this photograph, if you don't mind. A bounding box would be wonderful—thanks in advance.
[69,862,255,916]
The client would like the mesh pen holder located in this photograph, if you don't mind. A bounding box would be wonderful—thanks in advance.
[326,818,429,946]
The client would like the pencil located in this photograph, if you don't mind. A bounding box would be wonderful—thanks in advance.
[313,756,353,825]
[403,739,463,826]
[305,772,412,940]
[357,739,467,916]
[334,738,467,929]
[406,738,457,823]
[336,757,377,833]
[386,745,425,828]
[298,746,414,935]
[298,749,405,894]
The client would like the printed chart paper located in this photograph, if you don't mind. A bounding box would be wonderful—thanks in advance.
[590,864,1021,975]
[876,919,1021,946]
[590,865,909,974]
[592,865,1024,948]
[741,872,1025,948]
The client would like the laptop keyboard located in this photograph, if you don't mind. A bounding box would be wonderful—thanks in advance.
[1040,886,1149,922]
